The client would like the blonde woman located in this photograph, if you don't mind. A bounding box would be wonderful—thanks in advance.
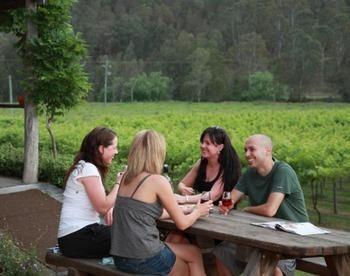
[110,130,212,275]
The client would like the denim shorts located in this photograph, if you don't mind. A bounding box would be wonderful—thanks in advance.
[113,244,176,275]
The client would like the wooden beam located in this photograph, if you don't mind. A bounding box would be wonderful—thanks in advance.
[0,0,26,12]
[0,103,23,108]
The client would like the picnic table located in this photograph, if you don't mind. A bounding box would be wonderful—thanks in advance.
[157,208,350,275]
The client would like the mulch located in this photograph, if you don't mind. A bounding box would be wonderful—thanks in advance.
[0,189,62,263]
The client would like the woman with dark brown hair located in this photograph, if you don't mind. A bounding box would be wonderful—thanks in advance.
[177,126,242,205]
[166,126,242,246]
[57,126,119,258]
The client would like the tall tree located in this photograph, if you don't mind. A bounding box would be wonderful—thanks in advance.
[184,47,211,102]
[2,0,90,161]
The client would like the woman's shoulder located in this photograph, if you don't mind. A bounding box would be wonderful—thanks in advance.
[76,160,99,177]
[83,161,97,169]
[146,174,170,189]
[148,174,167,183]
[189,159,201,172]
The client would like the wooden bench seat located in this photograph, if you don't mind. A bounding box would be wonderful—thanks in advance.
[45,252,132,276]
[296,257,330,275]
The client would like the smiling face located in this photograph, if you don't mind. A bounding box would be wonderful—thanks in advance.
[200,134,223,160]
[244,136,271,169]
[100,137,118,165]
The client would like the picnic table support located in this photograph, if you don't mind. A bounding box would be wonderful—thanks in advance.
[325,254,350,276]
[296,257,329,275]
[45,252,132,276]
[260,251,281,276]
[242,249,280,276]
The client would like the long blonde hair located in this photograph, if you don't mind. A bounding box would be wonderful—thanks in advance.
[123,130,166,185]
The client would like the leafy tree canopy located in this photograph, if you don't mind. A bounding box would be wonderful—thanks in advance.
[1,0,90,119]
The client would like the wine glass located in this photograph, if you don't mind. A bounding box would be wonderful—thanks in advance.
[200,191,211,203]
[222,191,232,207]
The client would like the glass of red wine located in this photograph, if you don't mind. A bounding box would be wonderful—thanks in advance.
[222,191,232,207]
[200,191,211,203]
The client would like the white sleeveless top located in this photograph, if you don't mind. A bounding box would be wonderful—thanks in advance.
[58,161,102,238]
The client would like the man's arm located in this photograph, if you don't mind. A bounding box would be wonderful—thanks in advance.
[232,189,244,204]
[243,192,285,217]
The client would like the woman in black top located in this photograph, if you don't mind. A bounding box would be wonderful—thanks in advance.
[177,126,242,205]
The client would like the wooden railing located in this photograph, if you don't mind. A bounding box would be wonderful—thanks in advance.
[0,103,23,108]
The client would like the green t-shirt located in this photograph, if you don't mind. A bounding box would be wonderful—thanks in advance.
[235,161,309,222]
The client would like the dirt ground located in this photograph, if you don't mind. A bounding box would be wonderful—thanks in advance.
[0,189,61,263]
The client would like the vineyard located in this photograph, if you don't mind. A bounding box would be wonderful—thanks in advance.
[0,102,349,230]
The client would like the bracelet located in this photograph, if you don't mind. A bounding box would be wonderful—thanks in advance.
[185,195,189,203]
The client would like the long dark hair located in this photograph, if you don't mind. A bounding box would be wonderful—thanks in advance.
[194,126,241,192]
[64,127,117,185]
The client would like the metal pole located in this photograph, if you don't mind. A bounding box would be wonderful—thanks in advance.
[8,75,13,103]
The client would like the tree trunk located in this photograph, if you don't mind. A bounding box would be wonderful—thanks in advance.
[23,0,39,184]
[131,85,134,102]
[310,178,321,224]
[46,115,57,159]
[333,180,338,214]
[320,177,325,198]
[197,88,201,102]
[338,178,343,190]
[23,102,39,183]
[277,15,282,59]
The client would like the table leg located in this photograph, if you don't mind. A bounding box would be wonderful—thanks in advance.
[260,251,281,276]
[242,249,280,276]
[325,254,350,276]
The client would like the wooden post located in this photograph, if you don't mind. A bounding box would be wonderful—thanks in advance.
[23,0,39,184]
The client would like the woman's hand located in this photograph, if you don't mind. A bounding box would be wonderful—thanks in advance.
[115,171,124,185]
[195,200,213,217]
[180,204,195,214]
[174,194,186,204]
[179,185,195,195]
[218,200,234,216]
[104,207,114,226]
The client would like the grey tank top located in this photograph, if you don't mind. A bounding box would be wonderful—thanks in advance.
[110,174,164,258]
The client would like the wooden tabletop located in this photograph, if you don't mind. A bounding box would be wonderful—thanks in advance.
[157,208,350,258]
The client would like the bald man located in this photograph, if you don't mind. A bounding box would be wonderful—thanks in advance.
[213,134,309,276]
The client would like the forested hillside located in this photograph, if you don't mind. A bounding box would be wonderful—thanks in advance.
[1,0,350,102]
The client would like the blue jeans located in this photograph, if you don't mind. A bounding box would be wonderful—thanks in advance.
[113,244,176,275]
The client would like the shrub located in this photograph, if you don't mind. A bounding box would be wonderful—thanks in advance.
[39,153,73,188]
[0,143,23,178]
[243,71,290,101]
[0,233,43,276]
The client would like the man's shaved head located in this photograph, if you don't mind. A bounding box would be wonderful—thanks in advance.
[246,134,273,151]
